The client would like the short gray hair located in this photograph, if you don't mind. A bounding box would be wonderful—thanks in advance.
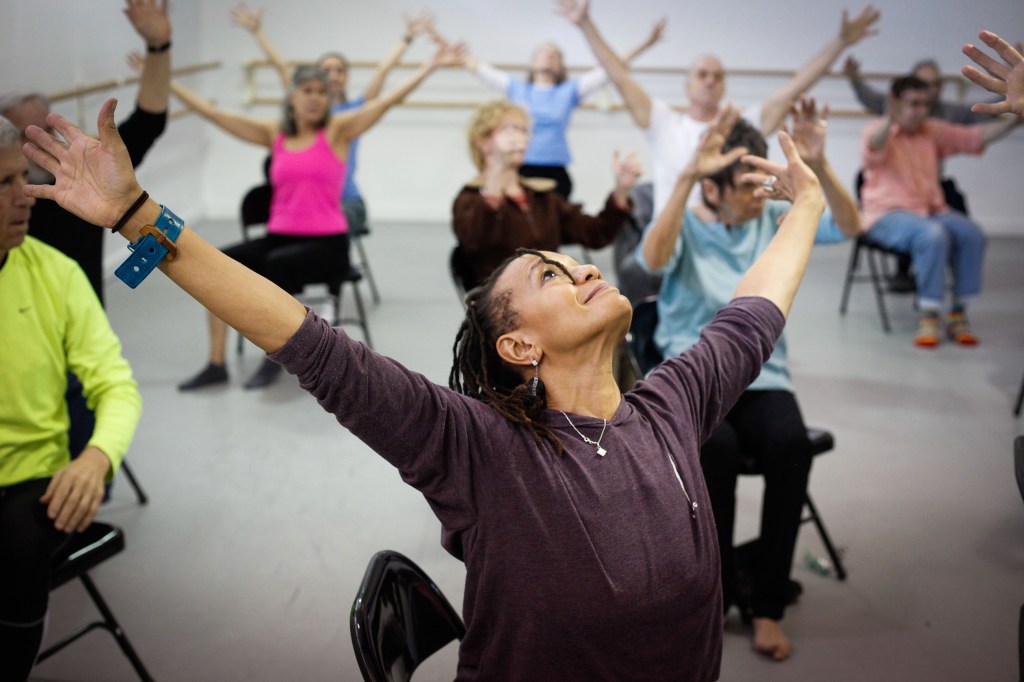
[0,116,21,150]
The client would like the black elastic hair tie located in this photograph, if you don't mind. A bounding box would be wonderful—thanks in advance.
[111,190,150,233]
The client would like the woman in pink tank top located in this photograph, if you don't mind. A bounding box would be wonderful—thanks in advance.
[169,41,465,390]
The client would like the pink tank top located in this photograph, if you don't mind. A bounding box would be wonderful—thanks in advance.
[267,130,348,236]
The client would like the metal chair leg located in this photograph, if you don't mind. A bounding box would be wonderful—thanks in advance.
[119,461,149,505]
[37,574,155,682]
[803,494,847,581]
[351,233,381,305]
[839,239,860,316]
[350,280,373,349]
[865,245,892,333]
[334,279,373,350]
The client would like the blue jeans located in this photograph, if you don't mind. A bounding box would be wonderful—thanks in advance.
[867,210,986,310]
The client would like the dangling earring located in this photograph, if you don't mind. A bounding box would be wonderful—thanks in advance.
[528,359,540,397]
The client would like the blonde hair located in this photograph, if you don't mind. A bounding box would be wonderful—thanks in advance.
[467,101,530,171]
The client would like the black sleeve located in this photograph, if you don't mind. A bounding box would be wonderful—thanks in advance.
[117,107,168,168]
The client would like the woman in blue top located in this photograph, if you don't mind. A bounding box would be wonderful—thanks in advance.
[435,18,664,198]
[231,4,437,235]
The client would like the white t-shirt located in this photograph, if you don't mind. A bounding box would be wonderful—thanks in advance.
[645,98,763,217]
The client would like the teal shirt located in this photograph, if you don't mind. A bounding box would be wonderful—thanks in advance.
[0,237,141,486]
[636,200,846,392]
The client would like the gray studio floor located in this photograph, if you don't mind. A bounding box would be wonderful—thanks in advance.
[29,218,1024,682]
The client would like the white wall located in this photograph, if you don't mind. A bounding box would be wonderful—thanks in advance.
[3,0,1023,242]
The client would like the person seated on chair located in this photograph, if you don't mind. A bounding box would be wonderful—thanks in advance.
[172,40,466,391]
[1,0,170,501]
[27,94,827,681]
[452,100,639,289]
[231,4,438,238]
[859,75,1019,348]
[843,54,997,292]
[0,116,142,682]
[636,100,863,660]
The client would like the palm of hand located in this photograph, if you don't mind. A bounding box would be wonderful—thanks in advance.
[51,135,139,228]
[695,133,732,177]
[841,8,879,45]
[558,0,587,25]
[791,123,824,163]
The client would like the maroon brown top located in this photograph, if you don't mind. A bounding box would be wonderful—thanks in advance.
[452,182,631,288]
[271,297,785,681]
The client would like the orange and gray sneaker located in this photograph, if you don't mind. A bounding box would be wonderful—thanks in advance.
[914,313,942,348]
[947,310,979,346]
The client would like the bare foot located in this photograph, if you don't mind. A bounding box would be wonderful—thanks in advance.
[752,617,792,661]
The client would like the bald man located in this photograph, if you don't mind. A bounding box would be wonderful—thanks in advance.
[563,1,880,217]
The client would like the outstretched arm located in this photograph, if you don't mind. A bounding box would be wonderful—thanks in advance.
[759,5,881,134]
[619,17,666,64]
[23,100,306,353]
[124,0,172,113]
[328,41,466,146]
[842,55,886,115]
[783,98,862,237]
[362,11,435,100]
[170,80,276,147]
[963,30,1024,119]
[560,0,653,129]
[732,134,825,318]
[231,3,293,88]
[641,107,750,271]
[979,113,1020,145]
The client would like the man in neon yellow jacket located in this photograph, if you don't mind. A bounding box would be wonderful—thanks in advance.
[0,115,141,680]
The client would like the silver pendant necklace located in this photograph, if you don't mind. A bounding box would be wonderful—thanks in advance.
[559,412,608,456]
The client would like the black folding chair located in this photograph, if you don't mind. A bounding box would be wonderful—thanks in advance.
[36,523,154,681]
[350,550,465,682]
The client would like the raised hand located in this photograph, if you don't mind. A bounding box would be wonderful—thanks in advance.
[431,40,469,68]
[230,2,263,33]
[404,10,435,39]
[962,30,1024,118]
[788,97,829,167]
[556,0,589,26]
[612,150,642,192]
[641,18,668,51]
[126,50,145,74]
[690,105,749,178]
[840,5,881,47]
[22,99,143,230]
[740,132,821,203]
[124,0,171,47]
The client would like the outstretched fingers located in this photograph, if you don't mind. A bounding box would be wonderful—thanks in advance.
[979,30,1023,66]
[962,43,1009,82]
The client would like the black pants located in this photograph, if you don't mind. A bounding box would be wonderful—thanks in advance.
[223,232,351,294]
[699,390,811,620]
[0,479,73,681]
[519,164,572,200]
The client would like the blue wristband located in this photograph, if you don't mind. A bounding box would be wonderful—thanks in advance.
[115,204,184,289]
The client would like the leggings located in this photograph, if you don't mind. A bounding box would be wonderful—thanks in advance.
[699,390,811,621]
[0,478,73,681]
[222,232,351,295]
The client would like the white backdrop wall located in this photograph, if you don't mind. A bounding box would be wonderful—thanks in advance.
[3,0,1023,257]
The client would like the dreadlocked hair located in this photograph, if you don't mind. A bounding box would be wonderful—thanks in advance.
[449,249,566,455]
